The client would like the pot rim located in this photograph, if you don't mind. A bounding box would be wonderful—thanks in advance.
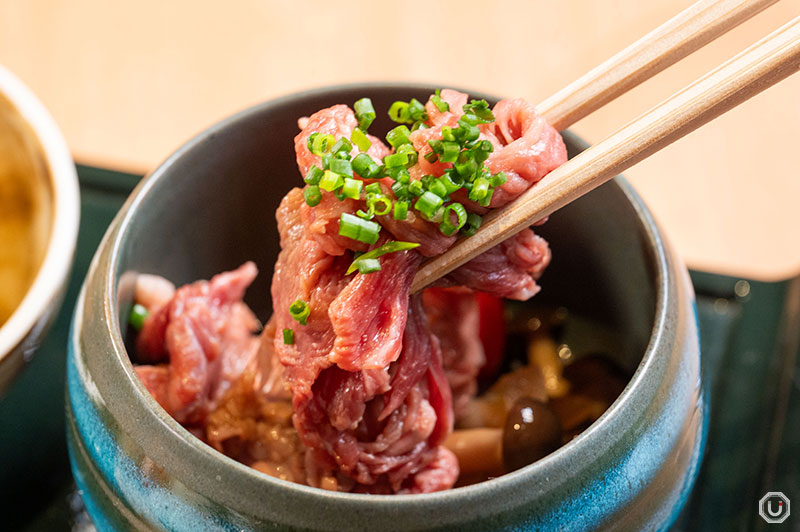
[0,65,80,364]
[83,82,671,512]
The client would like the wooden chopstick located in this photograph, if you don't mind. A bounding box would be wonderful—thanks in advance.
[539,0,780,130]
[410,16,800,293]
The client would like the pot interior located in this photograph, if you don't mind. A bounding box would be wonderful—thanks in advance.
[0,93,53,328]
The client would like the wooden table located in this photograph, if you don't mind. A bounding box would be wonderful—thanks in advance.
[1,0,798,280]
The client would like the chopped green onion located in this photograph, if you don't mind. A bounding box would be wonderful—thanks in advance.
[431,89,450,112]
[307,132,318,152]
[441,126,456,142]
[283,328,295,345]
[456,120,480,142]
[440,202,467,236]
[304,165,324,185]
[311,133,336,155]
[384,152,409,168]
[367,194,392,216]
[411,120,428,131]
[454,157,477,179]
[469,177,491,202]
[478,187,494,207]
[462,99,495,123]
[320,153,332,170]
[427,178,448,199]
[391,181,410,200]
[387,167,410,183]
[393,201,409,220]
[329,158,353,178]
[319,170,344,192]
[342,178,363,199]
[396,144,418,166]
[490,171,507,187]
[354,98,376,130]
[338,212,380,244]
[407,98,427,121]
[415,191,444,218]
[351,128,372,152]
[386,125,411,148]
[408,180,424,196]
[428,139,443,154]
[356,258,382,274]
[331,138,353,158]
[388,101,411,123]
[439,173,463,195]
[440,141,460,163]
[462,212,482,236]
[424,151,438,163]
[129,304,149,331]
[352,153,380,178]
[356,206,374,220]
[304,185,322,206]
[346,240,421,274]
[289,299,311,325]
[365,182,382,194]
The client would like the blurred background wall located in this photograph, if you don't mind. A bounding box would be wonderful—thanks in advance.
[0,0,798,279]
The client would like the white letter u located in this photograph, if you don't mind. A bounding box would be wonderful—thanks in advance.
[767,500,783,517]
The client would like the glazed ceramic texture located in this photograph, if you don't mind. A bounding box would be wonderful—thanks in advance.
[0,65,79,394]
[67,84,705,531]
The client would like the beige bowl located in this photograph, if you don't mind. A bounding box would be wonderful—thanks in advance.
[0,65,79,394]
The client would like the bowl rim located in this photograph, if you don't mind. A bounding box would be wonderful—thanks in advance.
[0,65,80,362]
[84,82,672,516]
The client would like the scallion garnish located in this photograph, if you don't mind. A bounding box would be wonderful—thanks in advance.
[462,99,495,123]
[356,258,382,274]
[319,170,344,192]
[331,137,353,158]
[393,201,409,220]
[440,142,460,163]
[289,299,311,325]
[304,185,322,207]
[329,158,353,177]
[304,165,324,185]
[415,191,444,219]
[491,171,508,187]
[408,180,424,196]
[396,144,418,166]
[407,98,427,121]
[342,178,363,199]
[439,202,467,236]
[311,133,336,156]
[283,328,295,345]
[351,153,380,178]
[431,89,450,112]
[384,152,409,168]
[462,212,482,236]
[386,125,411,148]
[354,98,376,130]
[338,212,380,244]
[346,240,421,274]
[129,304,149,331]
[388,101,411,124]
[367,194,392,216]
[351,128,372,152]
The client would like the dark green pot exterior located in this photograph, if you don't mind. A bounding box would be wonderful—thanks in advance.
[67,84,706,531]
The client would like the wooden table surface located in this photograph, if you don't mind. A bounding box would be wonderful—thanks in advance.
[1,0,798,280]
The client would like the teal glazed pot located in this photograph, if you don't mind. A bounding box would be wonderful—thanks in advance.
[67,84,706,531]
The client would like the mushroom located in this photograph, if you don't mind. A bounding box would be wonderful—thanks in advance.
[502,397,562,473]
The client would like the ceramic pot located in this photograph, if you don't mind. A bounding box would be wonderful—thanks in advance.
[67,84,705,531]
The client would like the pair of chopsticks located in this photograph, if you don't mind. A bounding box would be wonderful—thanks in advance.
[411,0,800,293]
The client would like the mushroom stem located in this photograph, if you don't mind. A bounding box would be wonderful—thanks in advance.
[444,428,503,475]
